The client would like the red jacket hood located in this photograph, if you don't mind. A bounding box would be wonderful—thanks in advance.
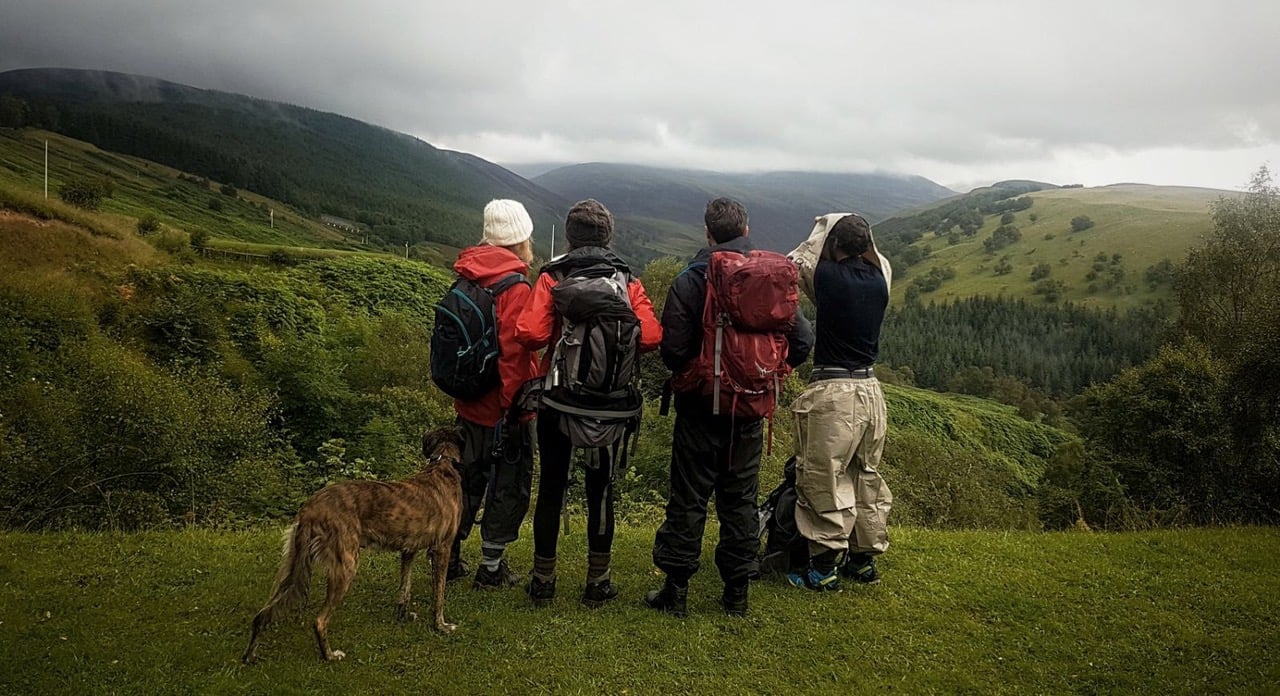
[453,245,529,284]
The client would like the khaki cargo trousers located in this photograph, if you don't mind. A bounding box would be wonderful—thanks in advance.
[791,377,892,555]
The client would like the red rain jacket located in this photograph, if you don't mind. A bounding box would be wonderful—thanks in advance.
[451,245,540,426]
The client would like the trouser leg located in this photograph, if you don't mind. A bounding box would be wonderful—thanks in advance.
[452,418,493,558]
[533,411,571,560]
[850,380,891,555]
[791,380,862,555]
[479,419,534,547]
[652,407,718,582]
[713,418,763,584]
[583,453,615,555]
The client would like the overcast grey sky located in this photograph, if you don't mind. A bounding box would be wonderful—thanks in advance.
[2,1,1277,191]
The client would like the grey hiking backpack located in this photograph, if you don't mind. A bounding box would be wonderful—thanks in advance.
[540,262,643,464]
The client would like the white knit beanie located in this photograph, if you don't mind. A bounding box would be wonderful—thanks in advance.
[482,199,533,247]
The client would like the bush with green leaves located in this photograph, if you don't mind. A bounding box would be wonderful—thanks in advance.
[57,178,113,210]
[136,215,161,235]
[1070,215,1095,232]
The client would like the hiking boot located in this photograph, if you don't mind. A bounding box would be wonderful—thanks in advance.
[721,582,749,617]
[446,556,470,583]
[644,579,688,618]
[787,566,841,592]
[525,574,556,607]
[840,554,881,585]
[581,578,620,608]
[473,558,520,589]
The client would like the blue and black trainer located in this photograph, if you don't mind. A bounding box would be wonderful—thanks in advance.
[786,566,842,592]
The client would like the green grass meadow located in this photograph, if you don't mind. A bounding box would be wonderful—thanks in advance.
[892,184,1224,310]
[2,526,1277,694]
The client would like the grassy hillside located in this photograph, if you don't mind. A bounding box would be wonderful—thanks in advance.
[0,68,575,253]
[1,526,1276,694]
[533,163,955,252]
[0,128,363,249]
[892,184,1226,310]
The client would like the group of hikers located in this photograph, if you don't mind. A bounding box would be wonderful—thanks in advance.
[429,195,892,617]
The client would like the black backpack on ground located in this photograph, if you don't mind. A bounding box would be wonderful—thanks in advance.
[757,456,809,576]
[540,259,643,468]
[430,273,527,401]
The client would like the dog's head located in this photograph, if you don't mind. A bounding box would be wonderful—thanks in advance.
[421,426,464,471]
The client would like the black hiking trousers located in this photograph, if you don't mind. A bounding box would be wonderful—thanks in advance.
[652,397,763,585]
[532,410,616,558]
[451,416,534,559]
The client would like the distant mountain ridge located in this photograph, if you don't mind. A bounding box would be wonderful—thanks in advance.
[532,162,955,251]
[2,67,951,260]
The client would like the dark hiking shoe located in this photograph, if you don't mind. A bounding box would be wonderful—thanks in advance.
[787,566,841,592]
[644,580,688,618]
[525,574,556,607]
[840,555,881,585]
[581,578,619,608]
[722,582,749,617]
[473,559,520,589]
[446,557,470,583]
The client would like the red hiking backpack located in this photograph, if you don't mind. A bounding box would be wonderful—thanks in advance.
[672,249,799,421]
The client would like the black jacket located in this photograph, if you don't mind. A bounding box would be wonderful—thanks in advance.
[659,235,814,373]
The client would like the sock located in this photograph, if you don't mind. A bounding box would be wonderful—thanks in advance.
[480,542,505,571]
[587,551,611,584]
[533,554,557,582]
[812,549,841,575]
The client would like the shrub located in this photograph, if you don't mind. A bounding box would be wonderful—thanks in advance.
[1029,263,1052,281]
[207,197,223,212]
[189,229,210,249]
[1070,215,1095,232]
[220,183,238,197]
[58,178,112,209]
[136,215,161,236]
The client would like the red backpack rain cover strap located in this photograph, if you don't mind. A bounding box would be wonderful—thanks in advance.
[672,249,799,419]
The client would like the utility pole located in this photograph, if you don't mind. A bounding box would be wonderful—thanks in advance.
[44,140,48,199]
[269,209,274,229]
[405,241,409,259]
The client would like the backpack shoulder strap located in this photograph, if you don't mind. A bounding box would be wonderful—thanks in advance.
[678,260,708,279]
[488,272,529,296]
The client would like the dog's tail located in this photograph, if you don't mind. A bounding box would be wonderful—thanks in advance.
[244,522,315,663]
[267,522,314,613]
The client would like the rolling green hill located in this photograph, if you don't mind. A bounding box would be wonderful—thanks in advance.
[0,68,579,256]
[888,184,1229,310]
[532,163,956,252]
[0,128,367,249]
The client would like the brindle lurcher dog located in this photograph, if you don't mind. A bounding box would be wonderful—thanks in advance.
[242,427,465,663]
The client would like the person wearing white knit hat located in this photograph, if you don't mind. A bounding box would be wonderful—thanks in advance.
[481,199,535,253]
[441,198,539,588]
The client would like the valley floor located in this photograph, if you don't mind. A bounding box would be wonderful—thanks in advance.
[1,526,1277,694]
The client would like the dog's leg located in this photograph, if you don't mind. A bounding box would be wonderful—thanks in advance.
[314,549,358,662]
[430,544,457,633]
[396,550,418,622]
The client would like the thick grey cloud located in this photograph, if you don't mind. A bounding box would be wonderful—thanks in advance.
[2,0,1277,189]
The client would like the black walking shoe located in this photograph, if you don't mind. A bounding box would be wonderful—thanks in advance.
[525,574,556,607]
[446,556,470,583]
[581,578,619,608]
[840,554,881,585]
[722,582,749,617]
[473,559,520,589]
[644,580,688,618]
